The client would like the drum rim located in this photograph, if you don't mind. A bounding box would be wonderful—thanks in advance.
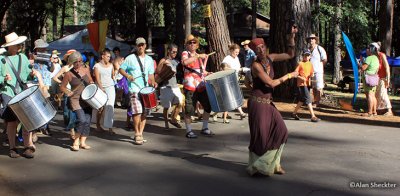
[139,86,155,94]
[205,69,236,81]
[81,84,99,101]
[8,85,39,106]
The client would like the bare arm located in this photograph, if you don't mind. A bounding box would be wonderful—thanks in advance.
[156,58,167,74]
[52,66,67,83]
[93,67,103,90]
[381,53,391,86]
[60,73,73,97]
[252,61,298,88]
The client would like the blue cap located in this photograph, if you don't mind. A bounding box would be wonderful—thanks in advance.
[303,49,311,55]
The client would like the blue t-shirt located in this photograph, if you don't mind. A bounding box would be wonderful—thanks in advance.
[244,49,256,68]
[33,62,52,86]
[120,54,154,93]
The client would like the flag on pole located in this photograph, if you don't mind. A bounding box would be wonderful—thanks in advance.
[87,20,109,52]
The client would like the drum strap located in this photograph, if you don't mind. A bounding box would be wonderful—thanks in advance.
[134,54,147,86]
[4,55,28,94]
[184,52,204,78]
[70,68,89,86]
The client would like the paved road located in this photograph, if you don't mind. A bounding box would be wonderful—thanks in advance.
[0,107,399,196]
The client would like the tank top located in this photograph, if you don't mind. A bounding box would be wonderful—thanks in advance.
[161,58,178,88]
[94,62,114,88]
[251,57,274,99]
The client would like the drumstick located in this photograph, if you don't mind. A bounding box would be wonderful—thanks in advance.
[207,52,216,56]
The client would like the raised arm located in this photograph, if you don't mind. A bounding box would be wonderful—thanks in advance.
[268,25,297,62]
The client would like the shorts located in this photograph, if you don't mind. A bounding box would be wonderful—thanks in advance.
[312,72,324,90]
[0,94,18,122]
[298,86,312,105]
[159,86,183,108]
[129,93,150,116]
[184,89,211,116]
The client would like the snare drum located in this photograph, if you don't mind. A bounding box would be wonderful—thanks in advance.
[8,86,56,131]
[81,84,108,110]
[139,86,157,109]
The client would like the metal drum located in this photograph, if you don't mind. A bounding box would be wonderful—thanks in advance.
[139,86,157,109]
[205,69,243,112]
[81,84,108,110]
[8,85,56,131]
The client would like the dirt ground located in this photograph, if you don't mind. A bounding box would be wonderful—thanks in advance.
[241,85,400,128]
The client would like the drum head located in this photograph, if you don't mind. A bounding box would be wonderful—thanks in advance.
[8,86,39,105]
[81,84,98,100]
[205,69,236,80]
[139,86,155,94]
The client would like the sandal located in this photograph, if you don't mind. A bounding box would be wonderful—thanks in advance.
[292,113,300,120]
[185,131,197,139]
[200,128,215,136]
[133,135,144,145]
[169,120,182,128]
[361,113,373,117]
[240,113,248,120]
[9,148,20,158]
[79,145,91,150]
[22,146,35,159]
[71,145,79,151]
[311,116,320,122]
[222,119,230,124]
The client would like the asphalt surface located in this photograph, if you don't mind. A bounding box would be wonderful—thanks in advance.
[0,106,399,196]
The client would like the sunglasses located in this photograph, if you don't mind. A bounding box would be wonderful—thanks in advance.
[52,57,59,59]
[137,43,145,47]
[188,41,197,45]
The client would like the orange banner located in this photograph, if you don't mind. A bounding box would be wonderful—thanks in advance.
[87,20,109,52]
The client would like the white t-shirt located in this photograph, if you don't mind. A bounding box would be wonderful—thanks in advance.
[222,55,241,72]
[310,45,327,74]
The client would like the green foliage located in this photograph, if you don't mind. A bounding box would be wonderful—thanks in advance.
[318,0,377,52]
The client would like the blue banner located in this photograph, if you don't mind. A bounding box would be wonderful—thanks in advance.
[342,32,359,105]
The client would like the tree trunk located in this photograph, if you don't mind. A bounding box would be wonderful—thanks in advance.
[73,0,78,25]
[52,4,57,41]
[163,0,175,43]
[0,0,13,34]
[332,1,342,84]
[378,0,394,56]
[175,0,185,52]
[270,0,311,98]
[204,0,231,72]
[251,0,257,39]
[184,0,191,37]
[136,0,147,38]
[60,0,66,38]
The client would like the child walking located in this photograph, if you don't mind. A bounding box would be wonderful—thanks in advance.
[292,49,320,122]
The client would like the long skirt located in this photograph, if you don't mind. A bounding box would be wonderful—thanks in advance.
[247,144,285,176]
[376,79,392,110]
[247,98,288,176]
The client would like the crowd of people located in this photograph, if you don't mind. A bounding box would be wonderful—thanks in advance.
[0,27,395,177]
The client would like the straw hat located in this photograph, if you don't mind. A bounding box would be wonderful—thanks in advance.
[1,32,27,47]
[34,39,49,49]
[185,34,199,44]
[306,34,318,40]
[0,48,6,54]
[241,40,251,46]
